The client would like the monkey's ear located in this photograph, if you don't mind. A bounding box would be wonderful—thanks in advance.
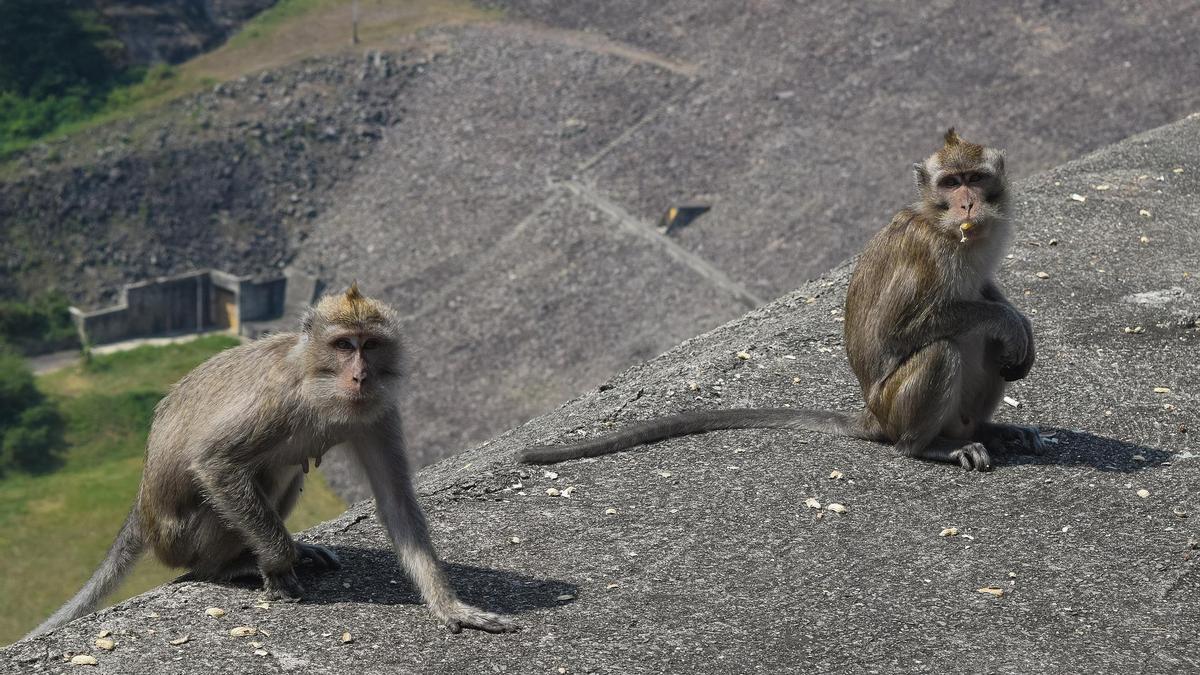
[944,127,961,146]
[912,162,931,190]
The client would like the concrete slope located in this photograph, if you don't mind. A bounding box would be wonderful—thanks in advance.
[490,0,1200,298]
[6,112,1196,673]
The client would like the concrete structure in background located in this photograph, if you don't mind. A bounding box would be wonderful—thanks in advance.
[68,269,318,346]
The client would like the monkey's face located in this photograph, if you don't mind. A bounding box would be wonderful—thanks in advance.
[322,331,401,406]
[930,169,1007,239]
[300,285,406,421]
[914,130,1009,243]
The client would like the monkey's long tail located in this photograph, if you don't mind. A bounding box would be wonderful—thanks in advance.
[519,408,883,464]
[26,507,144,639]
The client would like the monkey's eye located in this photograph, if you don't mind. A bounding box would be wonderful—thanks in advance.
[967,173,985,184]
[939,176,961,188]
[333,338,354,351]
[362,339,380,350]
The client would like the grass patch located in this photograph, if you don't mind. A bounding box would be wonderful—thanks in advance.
[0,335,347,643]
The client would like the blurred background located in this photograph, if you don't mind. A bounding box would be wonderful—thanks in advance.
[1,0,1198,642]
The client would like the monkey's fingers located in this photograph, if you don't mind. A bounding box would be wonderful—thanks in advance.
[296,542,342,570]
[262,569,305,602]
[438,602,519,634]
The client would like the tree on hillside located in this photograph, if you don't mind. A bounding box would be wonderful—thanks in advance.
[0,345,65,474]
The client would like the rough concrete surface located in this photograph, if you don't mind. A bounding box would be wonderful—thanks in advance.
[489,0,1200,298]
[6,110,1197,673]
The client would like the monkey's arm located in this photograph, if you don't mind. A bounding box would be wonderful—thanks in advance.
[193,456,304,599]
[350,416,516,633]
[890,296,1030,373]
[981,281,1035,380]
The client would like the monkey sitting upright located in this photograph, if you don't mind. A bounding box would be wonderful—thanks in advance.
[29,285,515,638]
[521,129,1043,471]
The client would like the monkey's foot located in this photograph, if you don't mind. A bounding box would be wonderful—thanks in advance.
[435,601,519,634]
[948,442,992,471]
[296,542,341,571]
[261,568,305,601]
[905,440,992,471]
[978,423,1046,456]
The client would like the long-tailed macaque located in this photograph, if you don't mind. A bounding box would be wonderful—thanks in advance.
[28,285,515,638]
[521,129,1043,471]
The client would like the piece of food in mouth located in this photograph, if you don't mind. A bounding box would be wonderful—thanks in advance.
[959,221,973,243]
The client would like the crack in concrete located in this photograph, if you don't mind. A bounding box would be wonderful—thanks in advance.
[561,179,764,310]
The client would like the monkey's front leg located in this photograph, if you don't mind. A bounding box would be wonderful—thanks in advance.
[351,424,517,633]
[196,467,305,600]
[980,283,1036,381]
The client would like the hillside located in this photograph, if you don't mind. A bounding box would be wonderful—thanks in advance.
[3,0,1200,490]
[4,110,1196,674]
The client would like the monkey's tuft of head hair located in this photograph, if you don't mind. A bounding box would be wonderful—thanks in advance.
[323,284,389,328]
[935,129,985,172]
[301,284,399,336]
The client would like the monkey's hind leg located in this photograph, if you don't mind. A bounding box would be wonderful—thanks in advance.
[274,471,342,572]
[875,340,992,471]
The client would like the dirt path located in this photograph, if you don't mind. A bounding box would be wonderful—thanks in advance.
[28,331,237,375]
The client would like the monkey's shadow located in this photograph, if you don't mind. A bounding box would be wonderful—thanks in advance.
[1000,427,1173,472]
[202,545,576,616]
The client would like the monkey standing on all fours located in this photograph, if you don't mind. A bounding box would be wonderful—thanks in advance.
[27,285,515,639]
[521,129,1045,471]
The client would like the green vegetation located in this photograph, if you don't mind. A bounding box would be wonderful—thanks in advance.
[0,291,79,355]
[0,345,65,475]
[0,0,142,154]
[225,0,330,49]
[0,335,347,643]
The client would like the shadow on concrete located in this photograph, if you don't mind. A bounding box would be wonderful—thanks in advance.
[196,545,577,616]
[1000,427,1173,472]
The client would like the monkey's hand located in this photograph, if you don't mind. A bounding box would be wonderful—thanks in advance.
[991,306,1032,380]
[261,566,305,601]
[436,600,519,634]
[997,311,1035,381]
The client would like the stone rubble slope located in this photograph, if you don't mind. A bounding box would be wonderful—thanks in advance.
[5,111,1197,675]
